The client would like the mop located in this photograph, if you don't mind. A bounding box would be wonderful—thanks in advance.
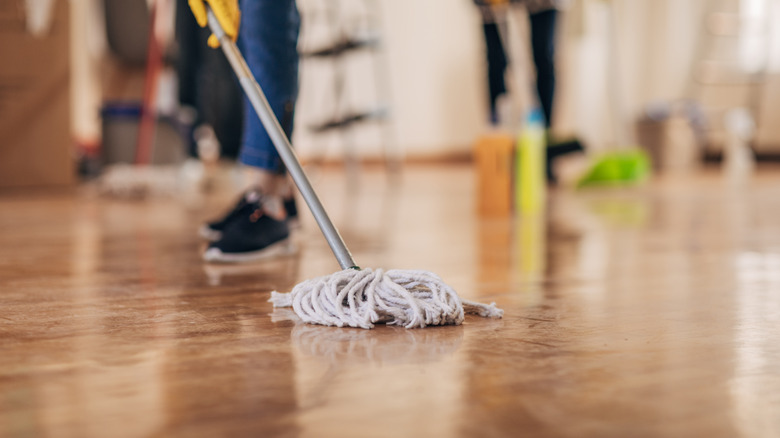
[99,1,186,199]
[204,8,503,329]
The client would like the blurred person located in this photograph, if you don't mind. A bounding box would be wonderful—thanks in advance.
[474,0,583,183]
[189,0,301,263]
[176,0,244,160]
[475,0,559,127]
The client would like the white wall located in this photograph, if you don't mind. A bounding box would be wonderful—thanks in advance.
[382,0,488,157]
[293,0,488,161]
[293,0,711,160]
[555,0,706,151]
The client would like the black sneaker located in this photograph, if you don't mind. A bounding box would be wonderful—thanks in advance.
[199,194,254,241]
[200,192,299,241]
[546,137,585,184]
[203,201,296,263]
[284,197,300,230]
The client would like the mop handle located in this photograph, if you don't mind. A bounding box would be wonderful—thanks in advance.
[206,8,358,271]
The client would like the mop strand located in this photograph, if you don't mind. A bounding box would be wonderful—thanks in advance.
[269,268,503,329]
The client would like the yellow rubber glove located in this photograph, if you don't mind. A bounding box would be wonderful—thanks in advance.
[188,0,240,48]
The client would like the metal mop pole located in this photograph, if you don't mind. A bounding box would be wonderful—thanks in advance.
[206,8,358,270]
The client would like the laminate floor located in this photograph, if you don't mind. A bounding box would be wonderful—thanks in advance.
[0,164,778,438]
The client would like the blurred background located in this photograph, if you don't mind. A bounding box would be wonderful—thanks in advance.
[3,4,780,435]
[1,0,779,189]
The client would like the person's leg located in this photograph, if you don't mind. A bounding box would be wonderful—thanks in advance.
[202,0,301,261]
[175,0,205,157]
[177,0,245,159]
[482,21,508,125]
[200,49,244,159]
[238,0,300,191]
[529,9,557,128]
[528,9,584,184]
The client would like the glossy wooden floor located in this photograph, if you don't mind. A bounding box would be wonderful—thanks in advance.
[1,164,779,438]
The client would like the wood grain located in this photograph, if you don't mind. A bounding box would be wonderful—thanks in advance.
[0,164,778,437]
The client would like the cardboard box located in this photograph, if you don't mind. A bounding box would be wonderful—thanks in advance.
[0,0,74,188]
[474,132,514,216]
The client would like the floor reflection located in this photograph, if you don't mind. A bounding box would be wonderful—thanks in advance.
[287,323,466,438]
[731,252,780,438]
[4,166,780,436]
[289,323,464,366]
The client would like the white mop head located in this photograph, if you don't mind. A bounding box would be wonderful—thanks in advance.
[269,268,503,329]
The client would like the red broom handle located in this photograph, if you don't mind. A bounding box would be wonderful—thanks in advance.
[135,1,161,165]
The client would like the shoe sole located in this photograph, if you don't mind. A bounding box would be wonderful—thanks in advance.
[199,225,222,242]
[200,220,299,242]
[202,238,297,263]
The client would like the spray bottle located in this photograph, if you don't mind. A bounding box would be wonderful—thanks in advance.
[515,108,546,214]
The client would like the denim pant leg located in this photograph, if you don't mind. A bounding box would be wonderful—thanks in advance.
[238,0,300,173]
[529,9,557,129]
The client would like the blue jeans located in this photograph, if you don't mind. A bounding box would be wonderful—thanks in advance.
[238,0,300,173]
